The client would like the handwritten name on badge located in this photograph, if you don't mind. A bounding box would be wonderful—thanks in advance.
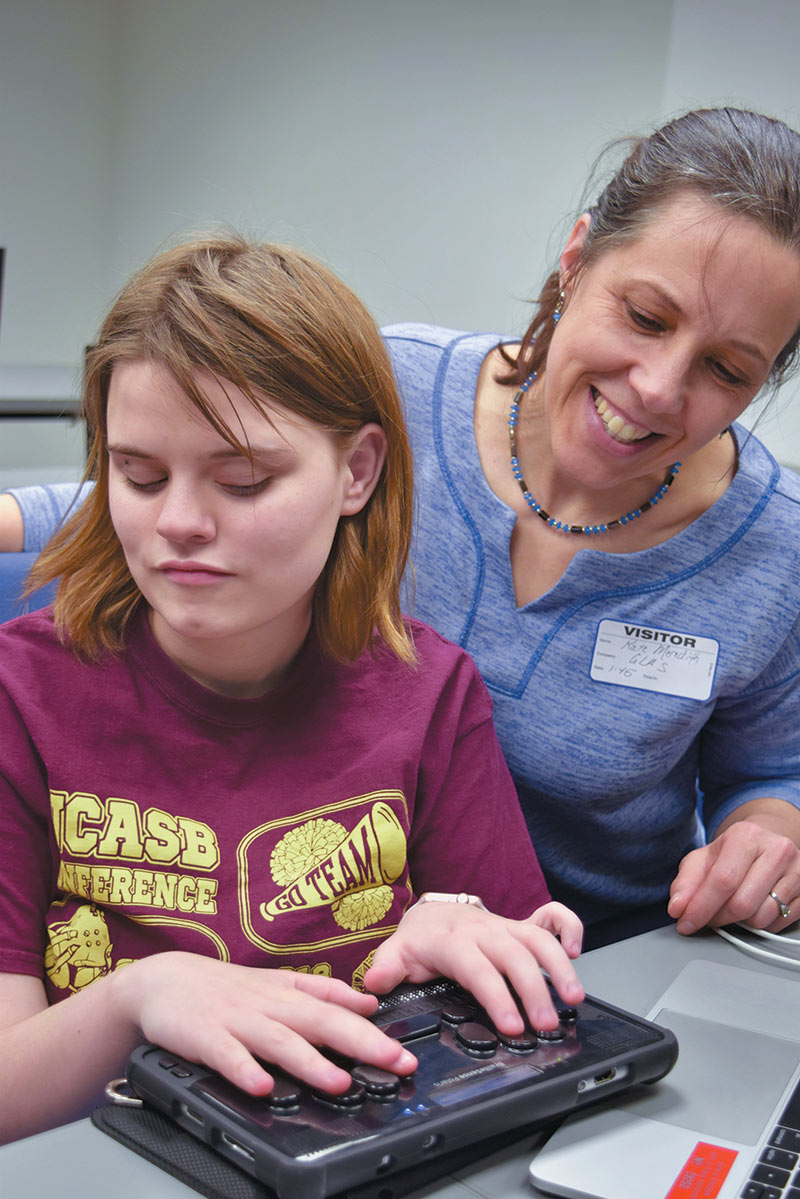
[590,619,719,701]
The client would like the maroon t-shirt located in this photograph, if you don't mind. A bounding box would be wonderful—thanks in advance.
[0,608,548,1001]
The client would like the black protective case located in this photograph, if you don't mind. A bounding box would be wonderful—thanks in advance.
[124,979,678,1199]
[91,1101,542,1199]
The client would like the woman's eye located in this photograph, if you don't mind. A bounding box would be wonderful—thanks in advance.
[627,305,664,333]
[711,360,746,387]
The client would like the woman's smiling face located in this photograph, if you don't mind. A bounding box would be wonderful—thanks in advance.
[538,192,800,491]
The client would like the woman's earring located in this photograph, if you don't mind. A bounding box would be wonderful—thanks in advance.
[553,290,566,324]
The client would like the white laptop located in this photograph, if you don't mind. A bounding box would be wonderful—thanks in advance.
[530,956,800,1199]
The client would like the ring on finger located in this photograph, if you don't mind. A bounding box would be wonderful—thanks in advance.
[769,889,792,920]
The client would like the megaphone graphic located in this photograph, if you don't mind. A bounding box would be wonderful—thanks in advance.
[259,801,406,923]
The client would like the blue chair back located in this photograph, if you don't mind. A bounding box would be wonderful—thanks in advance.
[0,553,57,624]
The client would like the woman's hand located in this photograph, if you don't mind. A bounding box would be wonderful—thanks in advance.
[668,801,800,934]
[363,901,584,1036]
[111,952,417,1096]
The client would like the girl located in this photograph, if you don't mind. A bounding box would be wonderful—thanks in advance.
[0,237,582,1143]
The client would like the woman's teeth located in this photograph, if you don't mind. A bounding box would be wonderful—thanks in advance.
[594,395,651,444]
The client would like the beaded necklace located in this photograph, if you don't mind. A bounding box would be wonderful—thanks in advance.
[508,371,681,535]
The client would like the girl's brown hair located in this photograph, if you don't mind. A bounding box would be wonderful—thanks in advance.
[29,237,415,664]
[502,107,800,389]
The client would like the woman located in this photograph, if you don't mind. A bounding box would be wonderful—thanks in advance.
[0,237,581,1143]
[6,108,800,948]
[384,107,800,947]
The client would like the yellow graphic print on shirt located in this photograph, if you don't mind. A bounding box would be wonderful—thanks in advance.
[352,949,377,991]
[49,789,220,916]
[44,904,132,992]
[45,786,411,980]
[240,791,412,955]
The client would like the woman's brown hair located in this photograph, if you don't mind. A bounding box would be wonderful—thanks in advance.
[502,107,800,389]
[29,237,415,664]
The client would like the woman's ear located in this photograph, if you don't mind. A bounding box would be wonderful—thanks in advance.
[340,423,388,516]
[559,212,592,289]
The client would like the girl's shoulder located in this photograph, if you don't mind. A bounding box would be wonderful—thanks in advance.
[376,618,488,702]
[0,607,70,673]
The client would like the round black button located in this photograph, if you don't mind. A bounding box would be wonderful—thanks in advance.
[498,1028,538,1052]
[536,1026,565,1042]
[312,1080,366,1108]
[455,1022,499,1053]
[351,1065,401,1098]
[266,1077,302,1109]
[557,1007,578,1024]
[440,1001,477,1025]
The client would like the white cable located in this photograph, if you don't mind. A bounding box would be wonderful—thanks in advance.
[715,924,800,969]
[741,923,800,947]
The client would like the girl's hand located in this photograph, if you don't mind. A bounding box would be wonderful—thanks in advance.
[111,952,417,1096]
[363,900,584,1037]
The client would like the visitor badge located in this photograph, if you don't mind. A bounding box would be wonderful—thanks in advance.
[590,619,719,701]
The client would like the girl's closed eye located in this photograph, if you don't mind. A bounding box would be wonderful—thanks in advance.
[125,474,167,494]
[109,450,168,493]
[220,476,271,498]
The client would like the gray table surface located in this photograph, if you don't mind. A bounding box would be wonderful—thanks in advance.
[0,925,781,1198]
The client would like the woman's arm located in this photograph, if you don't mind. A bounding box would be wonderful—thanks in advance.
[0,482,93,552]
[0,495,24,551]
[668,616,800,934]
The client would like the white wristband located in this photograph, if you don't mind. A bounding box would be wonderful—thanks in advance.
[410,891,487,911]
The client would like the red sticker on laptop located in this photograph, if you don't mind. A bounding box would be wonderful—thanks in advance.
[664,1142,737,1199]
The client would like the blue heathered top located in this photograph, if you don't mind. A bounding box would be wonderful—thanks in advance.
[7,482,93,553]
[385,323,800,926]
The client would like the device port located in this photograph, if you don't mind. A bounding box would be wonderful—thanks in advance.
[179,1103,204,1126]
[221,1132,255,1162]
[421,1133,442,1151]
[577,1065,625,1094]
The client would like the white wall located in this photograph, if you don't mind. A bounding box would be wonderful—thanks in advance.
[0,0,115,366]
[2,0,800,480]
[106,0,672,332]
